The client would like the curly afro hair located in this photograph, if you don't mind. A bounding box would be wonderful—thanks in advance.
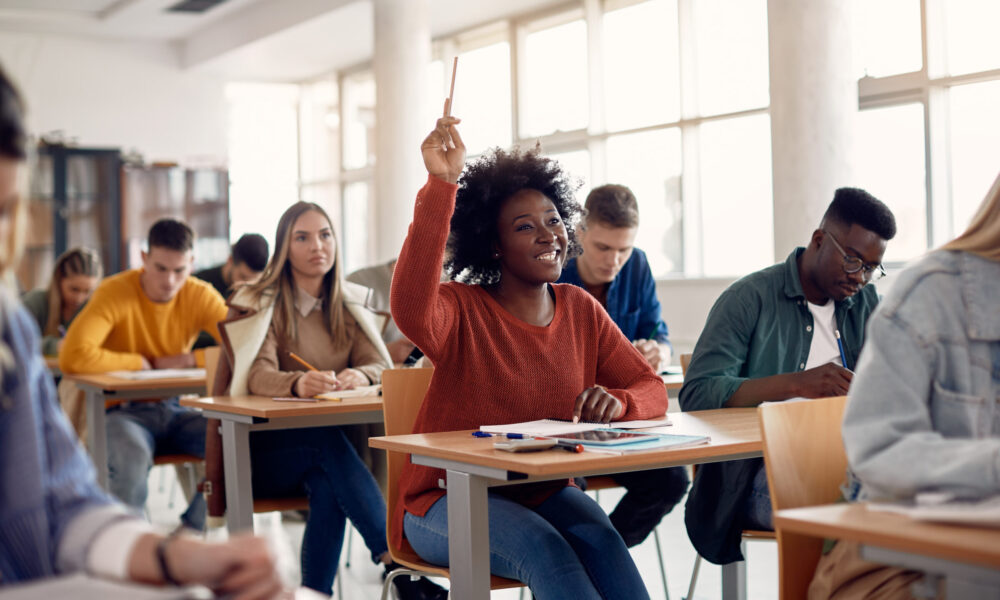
[445,145,584,285]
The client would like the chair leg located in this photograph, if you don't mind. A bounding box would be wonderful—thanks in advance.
[720,540,748,600]
[653,528,670,600]
[345,523,354,568]
[685,555,701,600]
[380,568,440,600]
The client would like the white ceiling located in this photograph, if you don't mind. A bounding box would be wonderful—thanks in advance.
[0,0,568,82]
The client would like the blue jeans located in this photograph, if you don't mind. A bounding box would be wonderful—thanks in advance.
[105,398,206,530]
[250,426,389,595]
[404,487,650,600]
[741,463,773,530]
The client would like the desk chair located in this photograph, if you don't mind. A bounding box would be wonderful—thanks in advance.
[379,367,524,600]
[680,353,777,600]
[759,395,847,600]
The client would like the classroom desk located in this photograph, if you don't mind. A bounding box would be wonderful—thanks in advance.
[775,503,1000,599]
[370,407,761,600]
[180,394,384,532]
[63,373,207,490]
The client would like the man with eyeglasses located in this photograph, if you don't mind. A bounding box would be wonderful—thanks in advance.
[679,187,897,566]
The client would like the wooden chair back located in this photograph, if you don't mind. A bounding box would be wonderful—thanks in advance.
[203,346,220,394]
[759,395,849,600]
[680,353,693,376]
[381,368,447,574]
[381,367,522,588]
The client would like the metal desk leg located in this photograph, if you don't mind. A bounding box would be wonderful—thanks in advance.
[721,555,747,600]
[222,419,254,532]
[446,470,491,600]
[85,388,109,490]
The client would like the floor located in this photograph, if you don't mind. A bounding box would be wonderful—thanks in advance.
[146,466,779,599]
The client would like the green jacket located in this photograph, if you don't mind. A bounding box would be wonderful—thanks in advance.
[20,289,72,357]
[679,248,880,564]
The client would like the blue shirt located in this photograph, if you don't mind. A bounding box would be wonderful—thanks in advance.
[0,289,122,584]
[558,248,670,349]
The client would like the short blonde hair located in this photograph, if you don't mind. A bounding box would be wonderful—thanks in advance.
[942,170,1000,261]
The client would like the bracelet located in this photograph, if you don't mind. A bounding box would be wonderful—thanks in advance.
[155,529,183,586]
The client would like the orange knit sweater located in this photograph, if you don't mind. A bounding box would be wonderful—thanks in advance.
[390,175,668,547]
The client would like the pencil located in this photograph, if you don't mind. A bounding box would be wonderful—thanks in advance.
[288,352,318,372]
[445,56,458,117]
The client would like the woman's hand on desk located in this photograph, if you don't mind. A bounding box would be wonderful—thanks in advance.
[421,111,465,184]
[334,368,368,390]
[573,386,624,424]
[294,370,340,398]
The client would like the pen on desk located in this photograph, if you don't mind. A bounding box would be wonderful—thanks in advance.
[552,440,584,453]
[471,431,493,438]
[835,329,848,368]
[288,352,319,372]
[505,433,526,439]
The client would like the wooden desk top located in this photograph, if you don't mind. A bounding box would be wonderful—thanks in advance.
[775,503,1000,570]
[63,372,207,392]
[181,394,383,419]
[370,408,760,478]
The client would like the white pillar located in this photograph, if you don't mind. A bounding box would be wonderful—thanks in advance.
[767,0,856,259]
[373,0,430,263]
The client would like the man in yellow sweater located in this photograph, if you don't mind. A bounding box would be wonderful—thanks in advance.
[60,219,228,530]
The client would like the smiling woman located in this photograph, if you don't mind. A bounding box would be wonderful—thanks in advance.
[389,114,667,600]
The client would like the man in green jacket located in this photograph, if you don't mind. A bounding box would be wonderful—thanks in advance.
[680,187,897,565]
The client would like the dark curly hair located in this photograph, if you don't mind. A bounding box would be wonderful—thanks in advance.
[445,146,584,285]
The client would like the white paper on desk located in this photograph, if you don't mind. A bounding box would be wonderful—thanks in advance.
[314,384,382,401]
[481,416,671,436]
[0,573,209,599]
[106,368,206,380]
[868,494,1000,527]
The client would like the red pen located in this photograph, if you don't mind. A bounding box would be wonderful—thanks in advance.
[552,440,584,453]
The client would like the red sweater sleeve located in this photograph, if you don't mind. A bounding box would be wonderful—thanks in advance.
[592,299,669,419]
[390,175,461,360]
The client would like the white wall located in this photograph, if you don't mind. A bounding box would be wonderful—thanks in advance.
[0,32,227,164]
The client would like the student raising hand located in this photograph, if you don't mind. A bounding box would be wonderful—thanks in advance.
[421,109,465,185]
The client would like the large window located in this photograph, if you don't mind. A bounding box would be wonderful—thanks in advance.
[855,0,1000,254]
[260,0,1000,280]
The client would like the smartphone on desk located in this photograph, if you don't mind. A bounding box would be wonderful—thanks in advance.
[548,430,656,446]
[494,438,557,452]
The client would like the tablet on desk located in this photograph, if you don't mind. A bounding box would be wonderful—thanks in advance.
[548,430,657,446]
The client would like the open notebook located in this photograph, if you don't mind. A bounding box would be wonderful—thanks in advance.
[480,417,672,437]
[107,368,206,381]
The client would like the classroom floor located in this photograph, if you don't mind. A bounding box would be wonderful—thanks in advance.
[146,467,779,599]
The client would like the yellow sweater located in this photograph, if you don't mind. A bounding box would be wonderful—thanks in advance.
[59,269,228,374]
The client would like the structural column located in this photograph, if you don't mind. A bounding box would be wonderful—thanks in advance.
[373,0,430,263]
[767,0,856,258]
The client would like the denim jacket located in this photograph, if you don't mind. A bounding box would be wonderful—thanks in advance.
[844,250,1000,501]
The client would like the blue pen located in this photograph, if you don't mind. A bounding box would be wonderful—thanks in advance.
[471,431,492,438]
[835,329,848,368]
[505,433,526,439]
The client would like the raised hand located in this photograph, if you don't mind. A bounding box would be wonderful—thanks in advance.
[421,105,465,184]
[573,386,624,424]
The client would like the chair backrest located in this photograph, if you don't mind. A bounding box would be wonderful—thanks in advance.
[204,346,221,395]
[680,353,693,376]
[382,368,435,563]
[759,395,848,600]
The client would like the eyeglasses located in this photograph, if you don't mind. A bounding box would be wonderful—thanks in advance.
[822,230,886,282]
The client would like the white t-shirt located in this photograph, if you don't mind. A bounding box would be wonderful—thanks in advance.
[805,300,842,370]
